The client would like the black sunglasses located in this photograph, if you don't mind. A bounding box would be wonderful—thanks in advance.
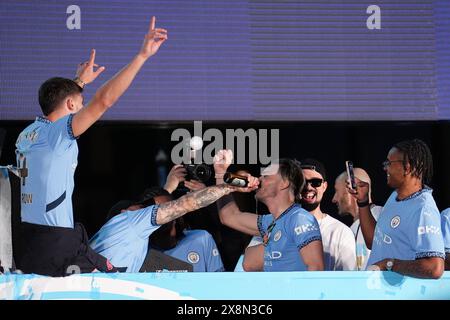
[305,178,323,188]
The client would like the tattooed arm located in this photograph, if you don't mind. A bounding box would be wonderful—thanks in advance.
[156,184,233,225]
[374,257,444,279]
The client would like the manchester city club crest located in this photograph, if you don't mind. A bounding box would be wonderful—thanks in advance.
[274,230,282,242]
[390,216,401,228]
[187,252,200,264]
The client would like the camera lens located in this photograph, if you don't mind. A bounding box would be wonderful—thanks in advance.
[194,164,212,182]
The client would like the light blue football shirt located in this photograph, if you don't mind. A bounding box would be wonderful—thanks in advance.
[89,205,160,273]
[15,115,78,227]
[257,203,322,271]
[441,208,450,254]
[367,188,445,267]
[163,229,224,272]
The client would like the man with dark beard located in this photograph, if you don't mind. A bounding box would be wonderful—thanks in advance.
[300,159,356,271]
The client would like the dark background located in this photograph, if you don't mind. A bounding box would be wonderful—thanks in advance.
[2,120,450,270]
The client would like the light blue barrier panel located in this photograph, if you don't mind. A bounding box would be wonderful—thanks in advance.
[1,271,450,300]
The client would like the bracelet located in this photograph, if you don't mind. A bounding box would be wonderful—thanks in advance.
[357,199,370,208]
[73,77,85,89]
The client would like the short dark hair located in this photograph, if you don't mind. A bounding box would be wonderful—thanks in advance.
[299,158,327,181]
[278,158,305,203]
[38,77,82,116]
[105,187,170,222]
[393,139,433,185]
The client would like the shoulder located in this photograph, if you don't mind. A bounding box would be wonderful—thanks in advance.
[16,120,44,146]
[415,191,440,217]
[442,208,450,220]
[289,205,315,223]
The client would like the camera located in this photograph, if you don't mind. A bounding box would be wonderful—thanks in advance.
[183,163,212,183]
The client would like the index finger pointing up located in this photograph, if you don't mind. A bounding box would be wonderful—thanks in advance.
[89,49,96,65]
[149,16,156,32]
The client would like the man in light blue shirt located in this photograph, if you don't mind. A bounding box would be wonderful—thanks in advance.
[91,183,258,273]
[350,139,445,278]
[441,208,450,270]
[15,16,168,276]
[214,150,324,272]
[90,198,160,272]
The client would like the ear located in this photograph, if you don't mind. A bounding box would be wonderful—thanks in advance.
[404,162,411,176]
[279,177,290,191]
[66,97,76,112]
[322,181,328,192]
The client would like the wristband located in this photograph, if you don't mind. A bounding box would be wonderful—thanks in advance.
[357,199,370,208]
[73,77,85,89]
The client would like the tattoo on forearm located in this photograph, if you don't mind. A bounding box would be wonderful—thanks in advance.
[157,184,231,225]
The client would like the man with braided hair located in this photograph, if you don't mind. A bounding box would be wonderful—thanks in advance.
[349,139,445,278]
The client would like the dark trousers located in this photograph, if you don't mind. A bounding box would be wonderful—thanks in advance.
[18,222,117,277]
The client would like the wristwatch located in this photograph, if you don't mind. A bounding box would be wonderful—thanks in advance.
[73,77,85,89]
[386,259,394,271]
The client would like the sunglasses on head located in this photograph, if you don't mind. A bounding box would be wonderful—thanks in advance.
[305,178,323,188]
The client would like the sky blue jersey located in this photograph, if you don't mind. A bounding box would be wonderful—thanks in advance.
[15,115,78,227]
[367,188,445,267]
[257,203,322,271]
[89,205,160,273]
[163,229,224,272]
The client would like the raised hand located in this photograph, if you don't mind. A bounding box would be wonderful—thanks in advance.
[139,16,168,59]
[184,179,207,192]
[213,149,233,177]
[346,177,370,203]
[76,49,106,85]
[230,172,260,193]
[164,164,187,194]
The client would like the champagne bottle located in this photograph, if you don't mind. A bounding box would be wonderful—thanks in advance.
[223,172,248,187]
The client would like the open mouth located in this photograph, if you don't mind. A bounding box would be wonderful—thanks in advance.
[302,191,316,203]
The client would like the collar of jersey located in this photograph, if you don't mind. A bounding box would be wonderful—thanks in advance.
[395,185,432,202]
[274,203,298,221]
[36,116,52,124]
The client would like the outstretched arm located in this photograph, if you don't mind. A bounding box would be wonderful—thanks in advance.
[72,16,168,137]
[156,183,256,225]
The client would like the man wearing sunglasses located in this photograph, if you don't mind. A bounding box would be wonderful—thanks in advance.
[300,158,356,271]
[350,139,445,278]
[214,150,324,272]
